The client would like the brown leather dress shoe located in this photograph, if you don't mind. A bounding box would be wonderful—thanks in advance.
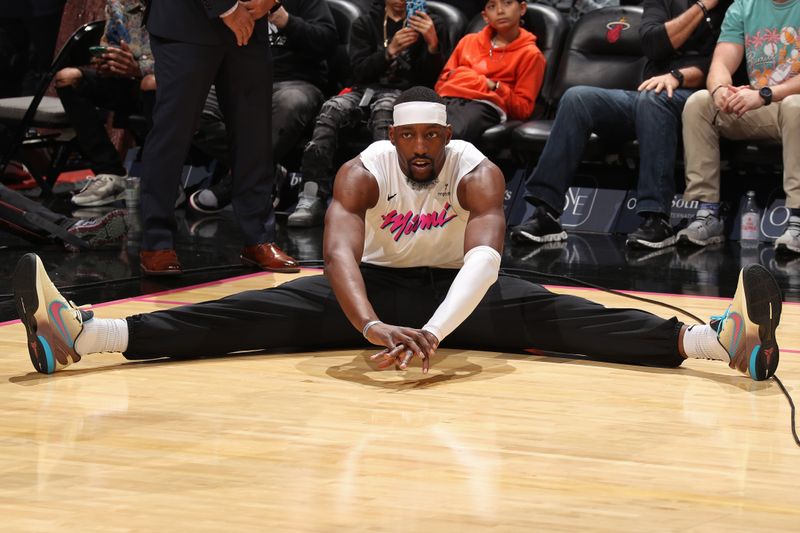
[240,243,300,273]
[139,249,183,276]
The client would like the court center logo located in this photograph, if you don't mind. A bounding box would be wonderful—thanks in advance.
[606,17,630,43]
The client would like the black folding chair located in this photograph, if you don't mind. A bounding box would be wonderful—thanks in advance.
[0,19,105,194]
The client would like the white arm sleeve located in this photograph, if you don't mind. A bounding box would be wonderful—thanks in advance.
[422,245,501,342]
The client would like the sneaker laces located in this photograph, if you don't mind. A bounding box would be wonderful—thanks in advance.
[66,300,91,326]
[295,194,316,211]
[689,209,717,229]
[710,305,731,335]
[786,218,800,237]
[76,175,115,194]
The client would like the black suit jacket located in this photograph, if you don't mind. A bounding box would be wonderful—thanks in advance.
[146,0,269,46]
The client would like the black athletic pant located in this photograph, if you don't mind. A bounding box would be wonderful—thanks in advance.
[125,265,685,368]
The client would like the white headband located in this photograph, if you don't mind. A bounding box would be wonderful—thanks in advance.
[393,102,448,127]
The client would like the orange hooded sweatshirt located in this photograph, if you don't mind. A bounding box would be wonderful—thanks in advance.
[435,25,545,121]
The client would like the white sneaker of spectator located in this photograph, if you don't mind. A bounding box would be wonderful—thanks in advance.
[774,216,800,254]
[676,209,725,247]
[287,181,326,227]
[71,173,127,207]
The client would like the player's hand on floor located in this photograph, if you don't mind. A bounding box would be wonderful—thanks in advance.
[366,324,438,373]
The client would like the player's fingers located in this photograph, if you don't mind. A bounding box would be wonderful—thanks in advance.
[377,356,397,369]
[407,331,434,358]
[399,349,414,369]
[373,344,405,368]
[397,336,424,365]
[369,348,390,361]
[667,84,674,98]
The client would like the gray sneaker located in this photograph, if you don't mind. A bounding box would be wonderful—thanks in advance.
[287,181,325,227]
[71,173,127,206]
[774,216,800,254]
[676,209,725,246]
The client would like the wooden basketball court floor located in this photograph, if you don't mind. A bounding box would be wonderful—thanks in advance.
[1,269,798,532]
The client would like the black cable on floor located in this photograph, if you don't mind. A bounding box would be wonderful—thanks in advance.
[774,375,800,447]
[500,266,706,324]
[501,265,799,449]
[2,258,797,447]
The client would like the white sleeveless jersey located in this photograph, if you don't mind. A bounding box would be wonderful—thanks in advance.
[359,139,486,269]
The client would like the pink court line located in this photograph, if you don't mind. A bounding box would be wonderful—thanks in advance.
[545,283,800,308]
[0,267,323,327]
[1,267,797,333]
[133,298,195,306]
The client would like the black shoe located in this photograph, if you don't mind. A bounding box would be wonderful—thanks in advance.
[626,214,676,249]
[510,208,567,244]
[188,173,233,214]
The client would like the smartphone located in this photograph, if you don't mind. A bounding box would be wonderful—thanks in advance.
[89,45,109,57]
[406,0,427,21]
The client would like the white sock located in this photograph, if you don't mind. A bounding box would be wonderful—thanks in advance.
[74,318,129,356]
[683,324,729,362]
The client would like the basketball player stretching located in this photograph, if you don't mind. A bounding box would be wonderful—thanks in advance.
[13,87,783,380]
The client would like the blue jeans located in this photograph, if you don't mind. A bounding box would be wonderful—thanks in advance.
[524,85,692,217]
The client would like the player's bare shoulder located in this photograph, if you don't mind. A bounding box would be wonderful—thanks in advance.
[332,156,380,212]
[457,158,505,212]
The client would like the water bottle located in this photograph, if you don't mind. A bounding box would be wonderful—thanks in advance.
[740,190,760,248]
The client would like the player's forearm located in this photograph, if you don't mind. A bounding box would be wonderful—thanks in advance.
[422,246,501,342]
[325,254,379,332]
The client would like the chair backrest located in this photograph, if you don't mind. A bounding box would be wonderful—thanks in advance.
[550,5,645,101]
[426,1,468,57]
[435,0,484,20]
[325,0,365,93]
[466,5,569,106]
[0,20,105,177]
[22,19,105,123]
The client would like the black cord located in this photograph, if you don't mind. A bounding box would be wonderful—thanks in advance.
[500,266,706,323]
[774,375,800,447]
[501,264,799,449]
[3,258,796,447]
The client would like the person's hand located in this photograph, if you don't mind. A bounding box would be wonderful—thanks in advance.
[366,323,439,373]
[222,3,255,46]
[727,87,764,117]
[407,11,438,52]
[387,27,419,58]
[702,0,719,10]
[485,78,498,90]
[712,84,733,112]
[96,41,142,78]
[242,0,274,20]
[637,73,680,98]
[267,3,289,28]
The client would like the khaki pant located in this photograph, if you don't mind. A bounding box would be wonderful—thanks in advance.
[682,90,800,208]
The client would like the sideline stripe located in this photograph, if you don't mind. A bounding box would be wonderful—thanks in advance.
[0,268,322,327]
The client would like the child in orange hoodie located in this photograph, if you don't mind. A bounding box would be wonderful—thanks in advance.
[434,0,545,143]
